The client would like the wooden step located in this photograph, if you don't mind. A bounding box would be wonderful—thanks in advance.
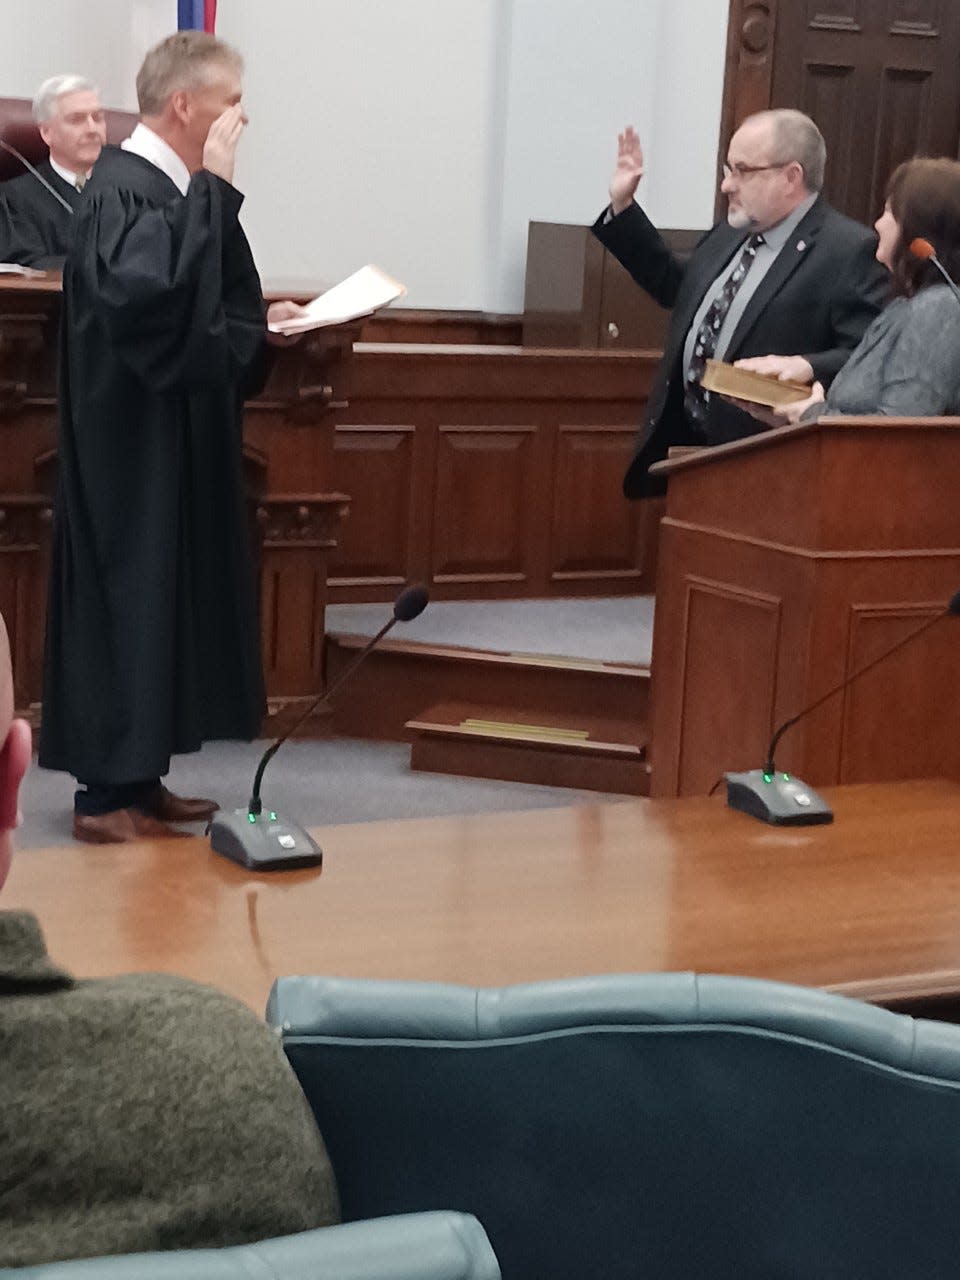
[326,633,651,743]
[407,701,650,796]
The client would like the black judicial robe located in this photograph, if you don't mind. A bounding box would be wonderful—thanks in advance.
[38,146,268,784]
[0,161,81,268]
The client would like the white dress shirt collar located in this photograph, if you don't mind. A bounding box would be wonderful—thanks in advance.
[49,157,87,189]
[120,123,191,196]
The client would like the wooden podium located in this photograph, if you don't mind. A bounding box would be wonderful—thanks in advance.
[0,275,352,724]
[647,417,960,796]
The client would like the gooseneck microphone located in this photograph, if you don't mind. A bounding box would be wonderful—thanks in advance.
[725,589,960,825]
[0,139,75,214]
[909,238,960,309]
[209,583,429,869]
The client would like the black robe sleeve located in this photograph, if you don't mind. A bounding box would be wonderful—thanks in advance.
[74,169,267,393]
[0,183,70,269]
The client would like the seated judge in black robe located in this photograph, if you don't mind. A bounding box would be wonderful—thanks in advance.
[0,75,106,269]
[0,162,81,268]
[37,140,270,806]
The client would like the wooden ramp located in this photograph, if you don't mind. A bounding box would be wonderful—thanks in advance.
[325,632,651,796]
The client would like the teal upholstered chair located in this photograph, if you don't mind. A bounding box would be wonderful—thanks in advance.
[268,972,960,1279]
[2,1212,499,1279]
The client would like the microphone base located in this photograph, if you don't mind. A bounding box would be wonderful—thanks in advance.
[724,770,833,826]
[208,808,323,871]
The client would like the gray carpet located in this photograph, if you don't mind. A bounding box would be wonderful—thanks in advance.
[19,737,627,850]
[327,596,655,666]
[19,597,643,849]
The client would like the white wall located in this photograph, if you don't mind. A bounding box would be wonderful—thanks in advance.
[1,0,730,311]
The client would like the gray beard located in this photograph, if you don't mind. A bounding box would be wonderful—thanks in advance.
[726,207,757,230]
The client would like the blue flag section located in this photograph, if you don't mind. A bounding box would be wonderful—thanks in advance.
[178,0,216,32]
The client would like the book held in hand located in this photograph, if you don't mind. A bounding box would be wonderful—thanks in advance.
[701,358,811,407]
[268,264,406,335]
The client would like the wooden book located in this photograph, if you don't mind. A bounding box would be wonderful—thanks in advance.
[701,358,810,407]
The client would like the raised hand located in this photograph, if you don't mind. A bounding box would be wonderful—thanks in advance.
[610,126,645,215]
[202,103,247,186]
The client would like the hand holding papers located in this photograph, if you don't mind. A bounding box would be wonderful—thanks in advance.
[0,263,46,277]
[267,264,406,336]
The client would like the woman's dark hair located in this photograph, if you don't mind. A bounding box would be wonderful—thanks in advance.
[886,157,960,298]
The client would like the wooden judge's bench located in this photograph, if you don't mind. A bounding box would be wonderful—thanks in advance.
[0,272,355,721]
[0,274,655,731]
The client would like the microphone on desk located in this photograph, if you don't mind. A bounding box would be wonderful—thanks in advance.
[0,139,75,214]
[724,589,960,826]
[909,238,960,309]
[209,583,429,871]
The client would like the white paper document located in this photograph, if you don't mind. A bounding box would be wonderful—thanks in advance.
[0,263,45,277]
[269,264,406,334]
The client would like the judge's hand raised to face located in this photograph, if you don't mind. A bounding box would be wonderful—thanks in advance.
[610,126,645,216]
[202,103,246,186]
[265,300,309,347]
[734,353,815,385]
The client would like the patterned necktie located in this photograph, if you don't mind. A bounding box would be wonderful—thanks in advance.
[684,232,765,427]
[75,176,86,193]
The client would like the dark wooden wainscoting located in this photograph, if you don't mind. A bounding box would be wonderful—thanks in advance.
[328,344,659,603]
[720,1,960,227]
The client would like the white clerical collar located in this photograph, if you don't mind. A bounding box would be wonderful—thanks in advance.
[121,123,191,196]
[49,156,88,189]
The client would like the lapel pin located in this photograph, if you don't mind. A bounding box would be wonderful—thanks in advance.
[796,239,807,252]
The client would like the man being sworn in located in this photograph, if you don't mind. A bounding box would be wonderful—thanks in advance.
[39,32,306,843]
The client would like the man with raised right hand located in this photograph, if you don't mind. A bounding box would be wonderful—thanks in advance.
[594,109,888,497]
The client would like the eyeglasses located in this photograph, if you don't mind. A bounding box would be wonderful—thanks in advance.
[722,161,791,181]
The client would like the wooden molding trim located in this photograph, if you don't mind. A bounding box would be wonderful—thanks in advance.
[717,0,779,221]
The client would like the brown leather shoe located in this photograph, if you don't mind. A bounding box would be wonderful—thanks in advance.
[73,808,140,844]
[140,785,219,823]
[73,807,191,844]
[128,809,192,839]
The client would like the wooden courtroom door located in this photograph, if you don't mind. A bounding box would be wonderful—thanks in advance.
[720,1,960,226]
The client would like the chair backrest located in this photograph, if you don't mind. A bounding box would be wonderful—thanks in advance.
[0,1211,501,1280]
[269,971,960,1280]
[0,96,136,182]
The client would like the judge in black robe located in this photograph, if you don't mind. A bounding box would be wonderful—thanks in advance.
[0,162,81,269]
[38,143,270,817]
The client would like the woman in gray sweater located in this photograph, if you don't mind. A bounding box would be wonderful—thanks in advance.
[733,156,960,423]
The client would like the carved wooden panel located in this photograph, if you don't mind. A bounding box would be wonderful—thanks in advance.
[675,578,783,796]
[798,62,858,214]
[722,0,960,227]
[0,499,52,712]
[888,0,942,38]
[329,426,415,586]
[551,426,643,580]
[259,554,325,700]
[807,0,863,32]
[871,68,934,213]
[718,1,779,216]
[432,426,536,583]
[838,602,960,783]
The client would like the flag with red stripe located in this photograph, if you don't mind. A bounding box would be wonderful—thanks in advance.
[177,0,216,32]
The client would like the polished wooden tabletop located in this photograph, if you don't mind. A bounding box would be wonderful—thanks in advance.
[7,779,960,1015]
